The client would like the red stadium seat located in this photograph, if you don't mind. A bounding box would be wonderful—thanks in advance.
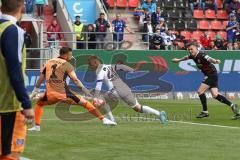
[217,10,228,20]
[217,31,227,40]
[205,9,216,19]
[107,0,115,8]
[222,21,228,29]
[205,31,216,40]
[116,0,127,8]
[180,31,191,40]
[128,0,139,8]
[177,42,185,48]
[198,20,210,30]
[211,20,223,30]
[216,0,223,9]
[192,31,203,40]
[194,10,204,19]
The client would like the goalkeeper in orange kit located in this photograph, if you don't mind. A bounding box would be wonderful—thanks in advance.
[28,47,116,131]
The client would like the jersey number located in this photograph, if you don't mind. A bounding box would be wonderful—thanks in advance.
[50,64,58,79]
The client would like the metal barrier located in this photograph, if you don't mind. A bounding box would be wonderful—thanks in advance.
[26,48,53,71]
[44,31,150,50]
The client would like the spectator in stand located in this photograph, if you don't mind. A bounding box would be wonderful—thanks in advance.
[87,24,96,49]
[227,0,240,14]
[47,19,63,48]
[35,0,48,19]
[201,0,218,16]
[207,41,218,50]
[141,0,157,15]
[157,18,168,33]
[94,12,110,49]
[214,35,225,50]
[52,0,57,16]
[233,41,240,50]
[189,0,201,15]
[151,6,163,32]
[226,13,238,45]
[200,33,212,49]
[143,8,151,24]
[236,8,240,22]
[150,28,165,50]
[112,13,133,50]
[227,42,233,50]
[25,0,34,16]
[142,18,154,42]
[73,15,86,49]
[161,30,176,50]
[23,28,32,48]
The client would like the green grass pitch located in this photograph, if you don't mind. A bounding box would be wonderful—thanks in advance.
[24,100,240,160]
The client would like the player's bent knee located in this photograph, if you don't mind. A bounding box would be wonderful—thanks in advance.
[132,103,141,112]
[212,93,219,98]
[197,91,204,96]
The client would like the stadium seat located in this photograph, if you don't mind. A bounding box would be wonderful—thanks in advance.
[161,10,168,18]
[175,0,188,8]
[211,20,223,30]
[192,31,203,40]
[205,31,216,40]
[198,20,210,30]
[107,0,115,8]
[217,10,228,20]
[223,21,228,29]
[194,10,204,19]
[180,31,191,40]
[116,0,127,8]
[165,20,175,30]
[205,9,216,19]
[217,31,227,40]
[216,0,223,9]
[168,9,181,19]
[175,20,186,30]
[128,0,139,8]
[164,0,175,8]
[186,20,198,30]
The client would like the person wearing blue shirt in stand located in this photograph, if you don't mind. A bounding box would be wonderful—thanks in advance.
[141,0,157,15]
[112,13,133,50]
[226,13,239,46]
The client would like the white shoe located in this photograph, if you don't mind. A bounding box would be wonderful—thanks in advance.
[102,118,117,126]
[28,125,40,132]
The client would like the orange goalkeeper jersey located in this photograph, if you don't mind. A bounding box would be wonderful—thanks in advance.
[42,57,74,99]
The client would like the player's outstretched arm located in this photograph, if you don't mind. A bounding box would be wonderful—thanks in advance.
[207,57,221,64]
[68,70,92,97]
[172,56,189,63]
[30,72,45,99]
[116,64,135,72]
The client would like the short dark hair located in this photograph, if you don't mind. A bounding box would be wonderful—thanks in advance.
[75,15,80,18]
[88,55,99,62]
[187,42,199,48]
[1,0,24,13]
[60,47,72,56]
[100,13,105,16]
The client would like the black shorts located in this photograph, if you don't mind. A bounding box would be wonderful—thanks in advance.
[202,74,218,88]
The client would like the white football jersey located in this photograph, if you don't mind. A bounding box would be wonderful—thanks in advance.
[96,64,118,91]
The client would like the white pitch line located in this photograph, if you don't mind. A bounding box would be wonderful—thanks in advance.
[169,120,240,129]
[42,117,240,129]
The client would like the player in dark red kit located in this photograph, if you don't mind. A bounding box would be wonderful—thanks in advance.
[172,42,240,119]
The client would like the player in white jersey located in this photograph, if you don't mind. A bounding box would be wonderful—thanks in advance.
[88,56,167,124]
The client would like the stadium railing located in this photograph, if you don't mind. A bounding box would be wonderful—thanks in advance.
[26,48,54,71]
[44,31,150,50]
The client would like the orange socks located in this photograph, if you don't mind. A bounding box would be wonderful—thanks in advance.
[35,102,45,126]
[83,102,104,120]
